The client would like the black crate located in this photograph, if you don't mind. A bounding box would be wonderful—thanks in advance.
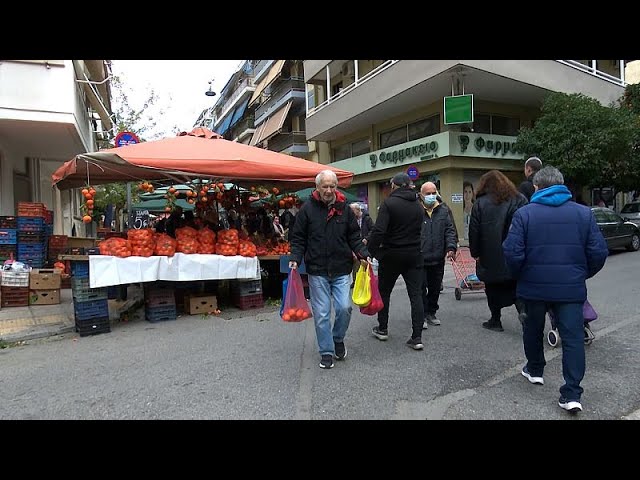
[230,279,262,296]
[71,261,89,278]
[75,316,111,337]
[74,298,109,321]
[145,304,177,323]
[0,216,17,229]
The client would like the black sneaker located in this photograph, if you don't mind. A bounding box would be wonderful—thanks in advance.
[334,341,347,360]
[482,320,504,332]
[406,337,424,350]
[521,366,544,385]
[372,326,389,341]
[558,397,582,413]
[319,354,334,369]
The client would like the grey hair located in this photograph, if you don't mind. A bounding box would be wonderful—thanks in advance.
[533,166,564,189]
[350,202,361,211]
[315,169,338,186]
[525,156,543,172]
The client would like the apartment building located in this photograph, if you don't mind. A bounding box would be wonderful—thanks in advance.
[303,60,629,240]
[0,60,113,235]
[197,60,311,157]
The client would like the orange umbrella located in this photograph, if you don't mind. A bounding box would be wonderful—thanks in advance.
[52,127,353,190]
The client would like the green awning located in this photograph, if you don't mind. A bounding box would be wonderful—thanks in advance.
[131,198,195,212]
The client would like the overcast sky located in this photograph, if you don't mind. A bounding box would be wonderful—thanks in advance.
[110,60,242,139]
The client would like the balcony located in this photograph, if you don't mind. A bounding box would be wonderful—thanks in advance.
[253,60,274,83]
[254,77,305,126]
[212,77,255,131]
[230,116,255,142]
[267,131,308,154]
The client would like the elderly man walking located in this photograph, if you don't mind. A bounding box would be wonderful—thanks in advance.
[419,182,457,328]
[518,156,542,201]
[503,166,608,414]
[289,170,370,370]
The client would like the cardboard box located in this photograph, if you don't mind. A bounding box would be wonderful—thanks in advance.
[30,269,62,290]
[29,289,61,305]
[186,294,217,315]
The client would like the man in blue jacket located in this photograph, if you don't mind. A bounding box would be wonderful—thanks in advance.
[503,166,608,414]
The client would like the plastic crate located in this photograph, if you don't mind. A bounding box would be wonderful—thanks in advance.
[1,286,30,307]
[44,210,54,225]
[17,217,45,232]
[17,233,46,245]
[0,216,17,229]
[232,292,264,310]
[1,271,30,287]
[48,235,68,248]
[71,261,90,278]
[73,298,109,321]
[144,286,176,307]
[230,279,262,296]
[75,316,111,337]
[18,243,46,255]
[0,229,17,245]
[71,278,108,302]
[17,202,46,218]
[145,304,177,323]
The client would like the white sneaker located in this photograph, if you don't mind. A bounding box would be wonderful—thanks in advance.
[422,321,429,330]
[521,367,544,385]
[558,398,583,413]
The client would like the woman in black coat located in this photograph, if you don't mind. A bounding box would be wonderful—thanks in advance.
[469,170,528,332]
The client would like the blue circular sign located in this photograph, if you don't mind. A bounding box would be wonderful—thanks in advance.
[406,165,419,180]
[115,131,141,147]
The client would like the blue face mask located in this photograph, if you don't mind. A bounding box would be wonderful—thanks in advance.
[423,194,437,205]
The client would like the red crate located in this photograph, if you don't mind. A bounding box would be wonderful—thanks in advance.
[232,292,264,310]
[48,235,68,248]
[1,286,29,307]
[17,202,47,218]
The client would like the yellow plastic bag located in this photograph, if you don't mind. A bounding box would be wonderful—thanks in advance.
[352,263,372,307]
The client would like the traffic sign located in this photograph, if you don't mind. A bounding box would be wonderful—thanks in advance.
[406,165,419,180]
[115,131,141,147]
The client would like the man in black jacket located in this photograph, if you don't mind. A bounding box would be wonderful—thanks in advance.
[349,202,374,286]
[367,172,425,350]
[419,182,457,328]
[289,170,370,370]
[518,157,542,201]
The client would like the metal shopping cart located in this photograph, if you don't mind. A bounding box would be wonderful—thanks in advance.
[450,247,485,300]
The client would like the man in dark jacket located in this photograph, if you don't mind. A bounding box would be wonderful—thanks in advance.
[503,166,608,414]
[419,182,457,328]
[518,156,542,201]
[289,170,370,370]
[367,172,425,350]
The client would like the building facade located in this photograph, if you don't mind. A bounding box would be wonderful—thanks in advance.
[303,60,629,241]
[0,60,113,235]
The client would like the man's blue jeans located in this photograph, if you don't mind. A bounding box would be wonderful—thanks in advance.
[307,274,352,356]
[523,301,585,401]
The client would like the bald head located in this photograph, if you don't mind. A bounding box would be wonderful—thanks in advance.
[420,182,437,195]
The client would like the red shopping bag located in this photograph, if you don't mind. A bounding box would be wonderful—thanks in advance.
[360,267,384,315]
[281,268,313,322]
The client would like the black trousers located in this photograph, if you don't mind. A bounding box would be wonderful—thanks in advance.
[422,261,445,316]
[377,252,424,339]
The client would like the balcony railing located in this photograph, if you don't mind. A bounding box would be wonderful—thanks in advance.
[556,60,626,87]
[267,131,307,152]
[307,60,400,118]
[255,77,305,123]
[253,60,274,83]
[230,116,255,135]
[212,77,255,129]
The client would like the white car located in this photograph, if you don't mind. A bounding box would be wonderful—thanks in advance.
[620,202,640,227]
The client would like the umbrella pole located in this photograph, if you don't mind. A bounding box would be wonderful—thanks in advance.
[126,182,132,231]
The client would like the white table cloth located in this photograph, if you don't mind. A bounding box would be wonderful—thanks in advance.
[88,253,260,288]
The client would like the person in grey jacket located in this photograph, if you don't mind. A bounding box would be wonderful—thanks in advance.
[419,182,457,328]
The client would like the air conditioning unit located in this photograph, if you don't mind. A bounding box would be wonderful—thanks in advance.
[342,62,355,78]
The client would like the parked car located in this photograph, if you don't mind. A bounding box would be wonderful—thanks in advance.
[620,201,640,227]
[591,207,640,252]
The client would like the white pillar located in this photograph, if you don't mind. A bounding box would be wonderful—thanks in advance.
[354,60,359,83]
[305,83,310,115]
[620,60,625,84]
[326,65,331,102]
[591,60,597,72]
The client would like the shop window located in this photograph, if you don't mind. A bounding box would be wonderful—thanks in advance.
[333,143,351,162]
[380,126,408,149]
[408,115,440,141]
[492,115,520,136]
[351,138,370,157]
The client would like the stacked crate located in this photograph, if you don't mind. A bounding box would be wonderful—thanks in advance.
[48,235,68,264]
[230,278,264,310]
[144,283,177,322]
[71,261,110,337]
[1,270,30,308]
[0,216,18,265]
[17,202,48,269]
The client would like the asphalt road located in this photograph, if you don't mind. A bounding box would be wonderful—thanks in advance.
[1,249,639,420]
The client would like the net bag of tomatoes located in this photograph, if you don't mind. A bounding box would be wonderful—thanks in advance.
[154,233,177,256]
[216,228,239,256]
[127,228,156,257]
[281,268,312,322]
[237,240,257,257]
[98,237,132,258]
[175,226,199,254]
[197,227,216,254]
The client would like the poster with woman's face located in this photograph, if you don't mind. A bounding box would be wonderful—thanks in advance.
[462,171,484,239]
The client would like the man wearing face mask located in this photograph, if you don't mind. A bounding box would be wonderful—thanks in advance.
[419,182,457,328]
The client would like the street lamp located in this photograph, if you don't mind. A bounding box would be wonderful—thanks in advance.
[206,80,216,97]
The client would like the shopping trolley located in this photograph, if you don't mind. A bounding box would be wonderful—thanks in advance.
[546,300,597,347]
[450,247,485,300]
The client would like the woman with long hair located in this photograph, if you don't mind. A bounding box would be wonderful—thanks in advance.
[469,170,528,332]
